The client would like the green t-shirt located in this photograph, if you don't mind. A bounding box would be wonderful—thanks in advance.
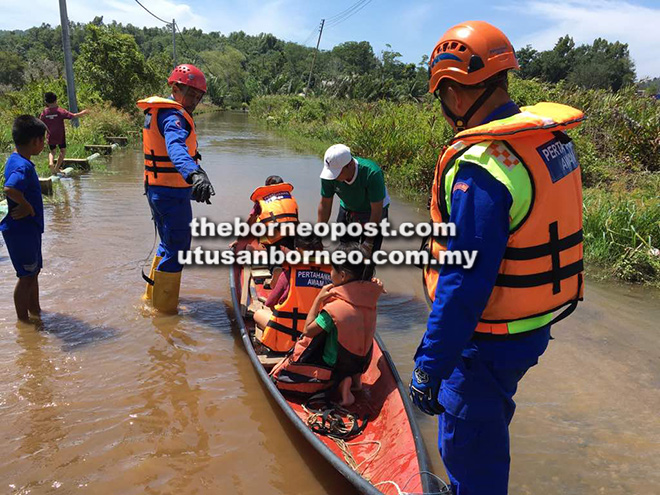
[320,157,389,213]
[315,310,338,366]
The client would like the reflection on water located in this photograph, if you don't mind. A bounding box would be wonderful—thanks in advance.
[0,111,658,494]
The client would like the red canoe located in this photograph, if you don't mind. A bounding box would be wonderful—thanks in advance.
[229,255,447,494]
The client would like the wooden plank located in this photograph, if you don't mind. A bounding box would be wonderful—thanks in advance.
[257,354,283,370]
[252,267,272,279]
[105,136,128,145]
[63,158,90,170]
[240,267,251,316]
[84,144,113,155]
[39,177,53,195]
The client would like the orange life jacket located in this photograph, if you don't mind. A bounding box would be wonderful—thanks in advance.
[424,102,585,336]
[137,96,198,188]
[250,183,299,245]
[270,280,384,394]
[270,334,334,395]
[322,281,381,376]
[261,263,332,353]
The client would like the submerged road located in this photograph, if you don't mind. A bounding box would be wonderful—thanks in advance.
[0,111,658,494]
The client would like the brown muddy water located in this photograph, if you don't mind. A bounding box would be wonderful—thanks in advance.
[0,111,658,495]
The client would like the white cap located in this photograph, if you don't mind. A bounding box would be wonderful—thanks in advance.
[320,144,356,180]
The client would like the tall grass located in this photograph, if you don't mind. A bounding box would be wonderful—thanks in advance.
[250,77,660,285]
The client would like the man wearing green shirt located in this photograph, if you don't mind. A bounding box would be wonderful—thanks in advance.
[317,144,390,259]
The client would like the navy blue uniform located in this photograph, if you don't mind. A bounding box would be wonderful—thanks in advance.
[415,103,551,495]
[146,107,200,273]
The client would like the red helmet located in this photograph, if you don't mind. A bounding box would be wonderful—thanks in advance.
[428,21,519,93]
[168,64,207,93]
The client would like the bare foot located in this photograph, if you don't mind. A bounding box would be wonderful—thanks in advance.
[339,377,355,407]
[351,374,363,392]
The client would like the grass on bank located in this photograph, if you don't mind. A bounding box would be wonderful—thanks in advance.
[249,77,660,286]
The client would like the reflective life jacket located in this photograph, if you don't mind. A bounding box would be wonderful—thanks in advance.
[260,262,332,353]
[250,183,299,244]
[137,96,198,188]
[423,102,585,336]
[270,280,383,394]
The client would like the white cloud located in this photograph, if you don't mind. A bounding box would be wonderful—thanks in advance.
[0,0,207,30]
[507,0,660,78]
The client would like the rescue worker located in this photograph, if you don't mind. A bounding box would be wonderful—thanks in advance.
[138,64,215,314]
[409,21,584,495]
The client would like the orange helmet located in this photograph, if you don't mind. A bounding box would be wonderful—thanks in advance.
[428,21,519,93]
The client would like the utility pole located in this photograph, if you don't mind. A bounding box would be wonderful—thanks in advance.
[306,19,325,94]
[58,0,79,127]
[172,19,177,68]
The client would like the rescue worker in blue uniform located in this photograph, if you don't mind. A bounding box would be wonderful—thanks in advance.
[138,64,215,314]
[410,22,585,494]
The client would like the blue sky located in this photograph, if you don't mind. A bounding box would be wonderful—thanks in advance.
[1,0,659,78]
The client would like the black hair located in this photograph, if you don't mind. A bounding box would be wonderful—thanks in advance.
[12,115,47,146]
[44,92,57,104]
[331,242,367,281]
[294,232,323,251]
[265,175,284,185]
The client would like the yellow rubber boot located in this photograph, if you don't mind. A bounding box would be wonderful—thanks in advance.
[142,255,163,302]
[152,269,182,314]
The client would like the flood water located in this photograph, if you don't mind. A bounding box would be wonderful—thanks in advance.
[1,111,658,495]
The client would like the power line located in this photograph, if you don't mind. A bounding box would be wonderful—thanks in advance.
[301,25,320,46]
[326,0,374,27]
[133,0,170,25]
[326,0,369,23]
[174,22,217,79]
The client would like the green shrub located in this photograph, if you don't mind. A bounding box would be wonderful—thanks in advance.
[250,78,660,284]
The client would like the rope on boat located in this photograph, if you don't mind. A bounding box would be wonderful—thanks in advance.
[303,395,380,478]
[374,470,452,495]
[303,396,452,493]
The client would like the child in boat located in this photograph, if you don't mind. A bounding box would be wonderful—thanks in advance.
[272,243,385,406]
[230,175,299,251]
[253,233,331,353]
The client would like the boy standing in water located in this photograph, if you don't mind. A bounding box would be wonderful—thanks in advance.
[39,92,89,174]
[1,115,47,322]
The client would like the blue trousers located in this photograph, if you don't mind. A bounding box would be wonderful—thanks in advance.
[146,191,192,273]
[2,228,42,277]
[438,357,534,495]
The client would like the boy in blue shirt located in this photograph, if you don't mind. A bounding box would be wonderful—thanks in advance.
[1,115,47,322]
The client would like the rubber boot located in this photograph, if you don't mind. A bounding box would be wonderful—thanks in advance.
[142,255,163,302]
[152,269,182,314]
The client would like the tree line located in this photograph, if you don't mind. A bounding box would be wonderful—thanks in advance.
[0,17,650,112]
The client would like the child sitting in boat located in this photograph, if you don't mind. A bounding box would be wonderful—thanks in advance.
[230,175,299,251]
[253,233,331,353]
[271,243,385,406]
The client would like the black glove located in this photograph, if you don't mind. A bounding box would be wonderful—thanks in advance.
[188,168,215,204]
